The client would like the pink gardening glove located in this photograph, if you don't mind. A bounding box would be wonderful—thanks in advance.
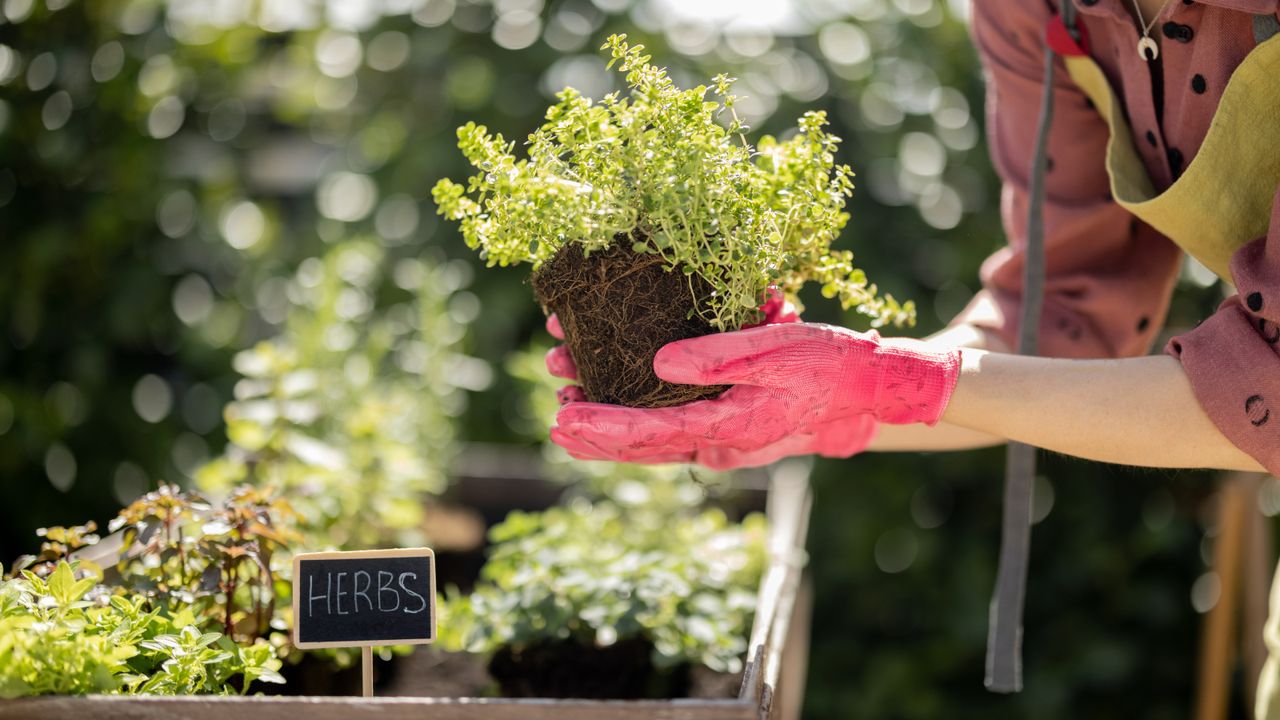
[549,323,961,470]
[543,287,800,404]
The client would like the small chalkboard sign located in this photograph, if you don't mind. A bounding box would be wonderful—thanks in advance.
[293,548,436,649]
[292,548,436,696]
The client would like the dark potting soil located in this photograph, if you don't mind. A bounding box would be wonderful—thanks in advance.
[488,637,691,699]
[280,645,740,700]
[531,239,728,408]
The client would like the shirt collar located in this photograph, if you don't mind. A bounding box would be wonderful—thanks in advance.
[1071,0,1279,20]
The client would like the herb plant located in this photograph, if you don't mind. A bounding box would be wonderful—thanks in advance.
[110,484,300,643]
[0,561,283,697]
[440,501,766,675]
[1,485,295,697]
[433,34,913,331]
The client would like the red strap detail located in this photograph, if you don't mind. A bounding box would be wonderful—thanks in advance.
[1046,13,1089,56]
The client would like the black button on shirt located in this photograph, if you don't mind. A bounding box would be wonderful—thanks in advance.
[1191,74,1207,93]
[1168,147,1185,176]
[1162,22,1194,42]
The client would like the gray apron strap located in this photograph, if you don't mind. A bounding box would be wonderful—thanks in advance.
[984,0,1078,695]
[1256,13,1280,43]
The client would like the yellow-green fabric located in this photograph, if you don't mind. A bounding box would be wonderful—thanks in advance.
[1061,33,1280,281]
[1059,33,1280,720]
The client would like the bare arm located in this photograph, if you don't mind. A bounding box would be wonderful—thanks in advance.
[868,322,1261,472]
[939,349,1264,472]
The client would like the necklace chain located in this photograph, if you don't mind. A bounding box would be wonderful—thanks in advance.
[1130,0,1171,61]
[1130,0,1163,35]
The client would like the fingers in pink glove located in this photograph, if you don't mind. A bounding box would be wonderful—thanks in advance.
[696,433,817,470]
[654,323,872,386]
[810,414,878,458]
[550,426,695,465]
[752,286,800,326]
[556,385,586,405]
[546,345,578,380]
[552,387,796,456]
[553,405,826,470]
[546,313,565,340]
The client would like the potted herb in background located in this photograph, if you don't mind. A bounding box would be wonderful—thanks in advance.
[433,35,913,408]
[438,500,767,699]
[0,485,294,698]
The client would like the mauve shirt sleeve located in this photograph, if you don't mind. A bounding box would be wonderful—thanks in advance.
[957,0,1183,359]
[1167,191,1280,475]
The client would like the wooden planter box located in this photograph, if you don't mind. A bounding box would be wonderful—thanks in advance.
[0,460,813,720]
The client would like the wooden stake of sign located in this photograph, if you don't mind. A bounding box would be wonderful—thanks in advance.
[292,548,437,698]
[362,647,373,698]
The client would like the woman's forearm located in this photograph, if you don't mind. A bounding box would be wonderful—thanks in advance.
[868,420,1005,452]
[941,350,1263,472]
[867,321,1006,453]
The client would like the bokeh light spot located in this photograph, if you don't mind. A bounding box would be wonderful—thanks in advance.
[316,30,363,78]
[1032,475,1055,524]
[44,443,76,492]
[4,0,34,24]
[818,22,870,67]
[918,183,963,230]
[157,189,197,238]
[112,461,149,505]
[317,171,377,222]
[26,51,56,91]
[413,0,455,27]
[137,55,177,97]
[375,193,420,244]
[541,55,610,102]
[493,10,543,50]
[900,132,946,177]
[544,9,593,52]
[220,199,266,249]
[874,528,918,574]
[132,374,173,424]
[1191,572,1220,613]
[41,90,72,130]
[91,41,125,82]
[0,45,19,85]
[173,274,215,326]
[367,31,411,71]
[147,96,186,138]
[208,98,246,142]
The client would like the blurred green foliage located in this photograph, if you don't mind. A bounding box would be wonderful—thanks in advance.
[441,499,766,674]
[196,241,467,550]
[0,0,1239,716]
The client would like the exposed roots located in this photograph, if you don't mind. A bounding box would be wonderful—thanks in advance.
[531,238,727,408]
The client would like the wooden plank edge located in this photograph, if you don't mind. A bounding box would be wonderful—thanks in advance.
[739,461,813,709]
[0,695,757,720]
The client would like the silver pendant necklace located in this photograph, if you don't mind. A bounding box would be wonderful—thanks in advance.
[1130,0,1169,61]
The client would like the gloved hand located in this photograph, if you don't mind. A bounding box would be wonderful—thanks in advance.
[543,287,800,404]
[549,323,961,470]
